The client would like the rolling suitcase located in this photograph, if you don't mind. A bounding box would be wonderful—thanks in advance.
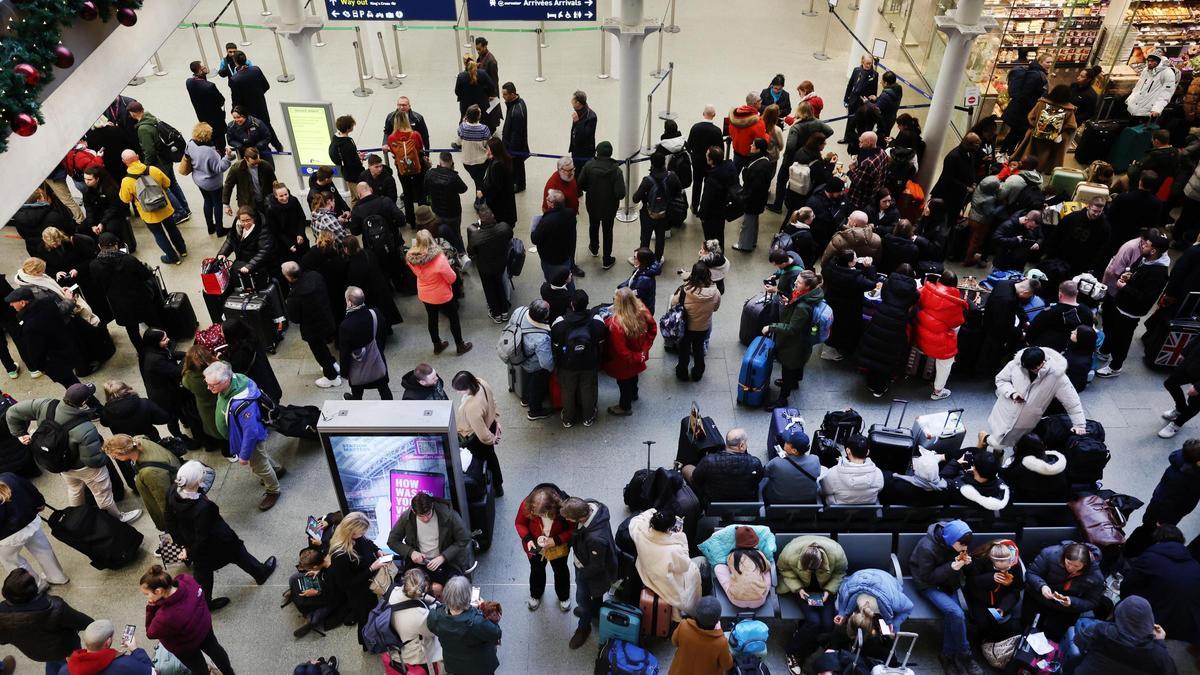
[1070,181,1109,204]
[1047,167,1085,198]
[224,276,285,353]
[598,600,642,645]
[814,409,863,468]
[43,504,143,570]
[464,456,496,552]
[867,399,918,474]
[1110,123,1156,173]
[1073,119,1123,165]
[904,346,936,381]
[739,293,781,346]
[639,588,672,639]
[677,402,723,467]
[737,336,774,407]
[912,409,966,453]
[1143,292,1200,370]
[767,408,805,458]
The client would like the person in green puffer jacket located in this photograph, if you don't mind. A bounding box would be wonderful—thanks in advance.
[763,270,824,411]
[102,434,181,531]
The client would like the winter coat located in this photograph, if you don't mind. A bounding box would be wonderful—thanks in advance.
[819,225,882,269]
[691,451,763,504]
[777,535,847,596]
[727,105,768,157]
[0,473,43,540]
[878,234,918,275]
[1002,62,1048,127]
[950,470,1011,511]
[821,457,884,505]
[1126,62,1178,117]
[387,499,472,572]
[336,306,388,389]
[784,119,836,165]
[517,309,554,373]
[963,555,1024,628]
[7,296,79,378]
[633,168,684,221]
[328,135,364,184]
[0,593,91,662]
[179,370,218,440]
[424,166,469,218]
[221,158,277,210]
[763,453,821,505]
[1002,451,1071,503]
[909,521,968,593]
[602,311,657,381]
[216,223,275,274]
[213,373,268,461]
[844,66,880,113]
[387,589,442,668]
[118,162,174,224]
[349,193,404,237]
[991,213,1044,271]
[345,249,402,326]
[382,109,431,151]
[1114,252,1170,318]
[10,202,73,257]
[569,500,619,597]
[453,69,495,118]
[1051,210,1110,276]
[144,575,211,657]
[857,273,918,375]
[81,183,128,241]
[6,398,103,470]
[1072,614,1178,675]
[629,509,702,615]
[265,194,310,262]
[1121,541,1200,644]
[186,75,226,131]
[671,285,721,332]
[140,345,184,415]
[322,537,380,633]
[697,159,738,222]
[1145,450,1200,525]
[426,606,500,675]
[465,219,513,277]
[968,176,1006,226]
[579,156,626,220]
[502,97,528,153]
[988,348,1084,447]
[1012,99,1078,172]
[822,262,876,351]
[480,159,517,227]
[668,618,733,675]
[769,286,824,369]
[88,249,157,328]
[530,206,576,267]
[165,489,247,566]
[359,166,398,203]
[1025,302,1094,353]
[687,120,724,173]
[716,549,772,608]
[228,66,272,123]
[569,106,598,160]
[98,395,169,441]
[62,646,154,674]
[284,269,336,342]
[225,116,272,157]
[1025,540,1104,616]
[834,568,913,628]
[183,141,230,193]
[617,261,661,314]
[513,483,574,559]
[740,155,774,215]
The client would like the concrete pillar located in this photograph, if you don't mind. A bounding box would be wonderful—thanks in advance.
[604,0,658,218]
[266,0,325,101]
[845,0,881,76]
[916,0,996,187]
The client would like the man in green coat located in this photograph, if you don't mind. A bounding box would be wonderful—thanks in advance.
[577,141,625,269]
[764,272,823,411]
[128,101,192,221]
[103,434,181,531]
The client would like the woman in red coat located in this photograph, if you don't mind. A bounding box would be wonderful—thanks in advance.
[406,229,472,356]
[913,269,969,401]
[603,287,658,416]
[515,483,575,612]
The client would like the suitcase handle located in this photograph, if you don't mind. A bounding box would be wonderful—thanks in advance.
[1179,291,1200,319]
[883,399,909,428]
[883,631,919,669]
[941,409,964,434]
[642,440,656,472]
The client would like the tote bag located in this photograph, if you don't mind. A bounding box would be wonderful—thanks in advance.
[348,310,387,385]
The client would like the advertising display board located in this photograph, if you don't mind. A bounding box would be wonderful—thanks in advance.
[324,0,457,21]
[280,101,337,178]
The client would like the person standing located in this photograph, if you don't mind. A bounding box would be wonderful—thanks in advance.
[1000,55,1052,152]
[388,111,428,228]
[0,568,91,674]
[466,202,514,323]
[453,57,495,124]
[118,150,187,265]
[225,107,273,163]
[672,263,722,382]
[407,230,472,356]
[728,93,769,169]
[0,472,68,586]
[140,565,237,675]
[1095,232,1170,378]
[220,147,276,224]
[501,83,529,192]
[228,52,281,151]
[543,155,580,216]
[400,364,447,401]
[876,71,903,139]
[451,371,503,497]
[360,153,398,204]
[1012,85,1079,173]
[4,287,80,389]
[328,115,365,193]
[532,189,578,283]
[128,102,192,222]
[697,147,738,249]
[382,96,432,159]
[930,134,981,229]
[458,105,492,192]
[339,286,392,401]
[102,434,179,533]
[425,152,470,250]
[735,138,774,251]
[561,497,618,650]
[914,269,969,400]
[984,347,1085,451]
[89,233,158,353]
[843,55,879,143]
[603,288,657,416]
[81,167,136,252]
[479,137,519,230]
[139,328,191,443]
[204,362,284,511]
[569,91,598,174]
[845,132,890,213]
[764,271,823,410]
[475,37,501,128]
[687,105,723,214]
[186,61,227,153]
[631,151,682,263]
[551,290,607,429]
[515,484,574,612]
[282,262,341,389]
[578,141,624,270]
[184,123,234,238]
[265,182,310,264]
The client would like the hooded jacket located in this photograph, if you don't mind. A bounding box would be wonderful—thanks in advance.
[388,499,473,572]
[1126,62,1178,117]
[821,456,884,505]
[914,281,968,359]
[1025,540,1104,615]
[909,521,967,593]
[629,509,702,615]
[999,169,1043,207]
[1120,541,1200,644]
[425,605,501,675]
[118,162,174,224]
[569,500,619,597]
[987,348,1085,447]
[777,535,847,596]
[579,143,625,219]
[144,574,212,656]
[400,370,448,401]
[405,247,457,306]
[6,398,104,471]
[857,273,918,375]
[0,593,92,662]
[727,105,768,157]
[617,261,662,314]
[671,285,722,332]
[215,373,269,461]
[1146,449,1200,525]
[769,286,824,369]
[1072,596,1177,675]
[1001,451,1070,503]
[968,175,1006,226]
[952,471,1011,511]
[1114,252,1170,318]
[668,618,733,675]
[63,647,154,675]
[834,568,913,627]
[424,165,469,218]
[602,309,657,381]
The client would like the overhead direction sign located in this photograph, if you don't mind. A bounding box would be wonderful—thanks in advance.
[467,0,597,21]
[324,0,457,21]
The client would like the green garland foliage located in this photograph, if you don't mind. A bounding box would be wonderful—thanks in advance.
[0,0,145,153]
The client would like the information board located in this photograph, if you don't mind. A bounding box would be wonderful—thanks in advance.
[324,0,457,21]
[467,0,597,21]
[279,101,338,177]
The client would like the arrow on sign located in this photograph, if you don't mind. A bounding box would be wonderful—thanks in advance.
[585,0,594,5]
[585,10,593,17]
[330,9,339,17]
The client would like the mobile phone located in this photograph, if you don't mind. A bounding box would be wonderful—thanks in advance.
[988,608,1005,621]
[807,597,825,607]
[879,622,892,636]
[775,444,786,459]
[122,624,135,646]
[470,586,481,606]
[377,553,395,564]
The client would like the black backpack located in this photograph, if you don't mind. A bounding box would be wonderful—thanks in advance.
[669,151,692,186]
[362,215,396,256]
[154,120,186,163]
[29,401,85,473]
[1065,435,1110,486]
[556,319,600,371]
[1013,177,1045,211]
[646,175,670,219]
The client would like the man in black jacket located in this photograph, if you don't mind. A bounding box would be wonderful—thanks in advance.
[89,233,159,353]
[687,428,763,504]
[359,154,398,203]
[1025,280,1094,352]
[282,262,339,388]
[550,290,608,429]
[806,178,848,253]
[1050,197,1110,276]
[400,363,447,401]
[424,152,469,248]
[186,61,226,153]
[227,53,281,151]
[1000,56,1051,152]
[466,203,514,321]
[1098,232,1171,378]
[532,190,577,283]
[381,95,431,156]
[930,133,981,221]
[687,105,724,214]
[4,287,79,389]
[0,568,92,667]
[338,287,392,400]
[909,520,984,675]
[569,90,598,174]
[561,497,618,650]
[350,182,405,242]
[991,210,1043,272]
[501,82,529,192]
[978,278,1040,374]
[697,146,738,249]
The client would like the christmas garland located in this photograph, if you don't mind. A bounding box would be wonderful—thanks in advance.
[0,0,145,153]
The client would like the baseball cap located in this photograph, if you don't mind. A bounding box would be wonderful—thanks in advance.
[64,383,96,407]
[4,287,33,304]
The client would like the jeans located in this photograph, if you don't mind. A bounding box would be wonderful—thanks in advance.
[145,216,187,261]
[737,212,761,250]
[557,368,598,424]
[62,466,121,519]
[525,368,551,415]
[200,187,224,235]
[424,298,465,346]
[575,574,602,631]
[159,163,191,216]
[193,541,272,603]
[0,520,68,585]
[246,441,282,494]
[1099,299,1139,370]
[639,214,667,261]
[701,219,725,249]
[588,213,615,261]
[175,628,236,675]
[466,430,503,494]
[921,587,970,655]
[1165,368,1200,426]
[617,376,638,410]
[347,377,394,400]
[305,337,339,380]
[530,553,571,601]
[45,661,68,675]
[676,329,708,379]
[798,597,836,631]
[480,271,511,317]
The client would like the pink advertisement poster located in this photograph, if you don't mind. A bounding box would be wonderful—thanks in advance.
[390,470,447,525]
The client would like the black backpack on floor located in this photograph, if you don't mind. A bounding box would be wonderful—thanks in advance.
[44,505,143,570]
[1065,435,1110,487]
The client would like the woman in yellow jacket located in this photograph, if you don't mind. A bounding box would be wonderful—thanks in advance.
[118,150,188,264]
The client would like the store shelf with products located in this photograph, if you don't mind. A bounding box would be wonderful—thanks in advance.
[1100,0,1200,97]
[982,0,1108,69]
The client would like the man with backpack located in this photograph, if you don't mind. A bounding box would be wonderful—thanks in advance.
[127,102,191,223]
[425,152,470,252]
[999,156,1045,210]
[632,152,683,263]
[550,290,608,429]
[6,383,142,524]
[204,361,285,511]
[118,149,188,265]
[350,181,404,253]
[578,141,625,270]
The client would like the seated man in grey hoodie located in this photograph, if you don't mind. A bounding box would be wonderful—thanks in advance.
[819,434,884,505]
[962,175,1006,267]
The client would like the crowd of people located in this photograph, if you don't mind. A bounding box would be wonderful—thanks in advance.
[1,24,1200,675]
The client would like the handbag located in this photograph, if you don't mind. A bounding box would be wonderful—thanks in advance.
[369,561,397,597]
[1069,494,1126,548]
[981,634,1021,669]
[348,310,387,385]
[541,543,569,561]
[178,153,192,177]
[155,533,186,565]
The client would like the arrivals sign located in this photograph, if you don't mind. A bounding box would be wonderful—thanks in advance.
[467,0,598,21]
[324,0,456,21]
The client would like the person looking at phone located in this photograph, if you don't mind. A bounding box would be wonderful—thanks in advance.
[1024,540,1105,640]
[777,536,847,633]
[514,484,575,612]
[388,492,472,598]
[324,512,390,648]
[963,540,1024,644]
[909,519,986,675]
[64,619,154,674]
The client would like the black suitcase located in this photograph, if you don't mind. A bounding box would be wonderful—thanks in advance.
[162,292,198,341]
[1143,293,1200,371]
[44,505,143,570]
[464,456,495,552]
[676,403,723,467]
[224,279,285,353]
[867,399,918,474]
[1074,119,1125,165]
[271,404,320,440]
[739,293,781,346]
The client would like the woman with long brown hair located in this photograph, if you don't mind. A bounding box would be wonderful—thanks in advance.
[602,288,657,415]
[387,110,426,225]
[478,137,517,227]
[514,484,574,611]
[180,344,228,456]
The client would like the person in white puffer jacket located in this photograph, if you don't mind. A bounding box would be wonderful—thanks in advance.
[1126,54,1177,119]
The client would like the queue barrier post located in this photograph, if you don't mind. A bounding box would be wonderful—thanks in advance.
[231,0,252,45]
[534,28,546,82]
[539,21,549,47]
[376,31,401,88]
[597,23,610,79]
[352,38,373,97]
[151,52,168,76]
[392,24,408,79]
[191,23,208,69]
[273,28,296,83]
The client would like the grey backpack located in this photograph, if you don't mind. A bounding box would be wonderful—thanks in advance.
[130,171,169,212]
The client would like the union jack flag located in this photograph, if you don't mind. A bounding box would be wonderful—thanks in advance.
[1154,324,1200,367]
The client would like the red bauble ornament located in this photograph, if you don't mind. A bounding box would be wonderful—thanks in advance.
[53,45,75,69]
[78,1,98,21]
[11,114,38,137]
[116,8,137,26]
[13,63,39,86]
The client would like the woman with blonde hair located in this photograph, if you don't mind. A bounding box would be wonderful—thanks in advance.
[454,57,495,121]
[97,379,170,441]
[964,539,1024,642]
[387,110,426,224]
[603,287,657,415]
[324,512,390,646]
[15,256,98,327]
[389,567,444,673]
[407,229,471,355]
[34,227,105,323]
[0,472,68,586]
[833,568,913,634]
[515,483,574,611]
[103,433,180,531]
[184,121,234,236]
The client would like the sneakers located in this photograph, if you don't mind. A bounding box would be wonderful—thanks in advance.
[568,624,591,650]
[5,367,17,379]
[527,597,541,611]
[490,314,506,324]
[527,410,551,421]
[119,509,142,524]
[583,416,596,427]
[315,376,342,388]
[28,370,41,379]
[558,599,571,612]
[529,244,538,253]
[175,212,192,223]
[820,346,844,361]
[931,388,952,400]
[259,492,280,511]
[1096,365,1121,378]
[572,266,586,279]
[160,255,181,266]
[562,418,574,428]
[226,455,240,463]
[1159,422,1182,439]
[589,245,599,257]
[1163,408,1180,421]
[602,257,616,270]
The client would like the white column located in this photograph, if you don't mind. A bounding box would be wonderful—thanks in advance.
[916,0,996,187]
[845,0,881,76]
[267,0,324,100]
[611,0,655,217]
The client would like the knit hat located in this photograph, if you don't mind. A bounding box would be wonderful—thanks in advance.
[414,205,438,227]
[783,427,810,453]
[63,382,96,407]
[1114,595,1156,642]
[595,141,613,159]
[941,519,972,547]
[735,526,759,549]
[973,451,999,480]
[692,596,721,629]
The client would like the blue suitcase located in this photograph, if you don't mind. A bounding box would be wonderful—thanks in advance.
[1110,123,1155,173]
[599,600,642,646]
[737,336,775,407]
[766,408,805,460]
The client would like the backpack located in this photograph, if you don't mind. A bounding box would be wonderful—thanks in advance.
[390,138,421,177]
[1013,177,1044,211]
[361,592,421,654]
[729,620,770,658]
[497,307,544,366]
[362,215,396,256]
[788,160,814,196]
[771,232,794,254]
[646,175,670,220]
[1064,435,1110,486]
[808,299,833,345]
[1032,104,1068,142]
[724,184,746,221]
[154,120,187,163]
[129,171,169,212]
[658,285,688,343]
[507,238,526,277]
[668,150,692,186]
[596,638,659,675]
[29,401,85,473]
[555,318,601,370]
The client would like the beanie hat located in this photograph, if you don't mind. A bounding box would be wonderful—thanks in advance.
[692,596,721,629]
[735,526,759,550]
[941,519,972,547]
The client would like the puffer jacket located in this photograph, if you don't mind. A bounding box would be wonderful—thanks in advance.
[857,273,918,375]
[909,521,966,593]
[821,457,884,505]
[216,223,275,273]
[423,166,469,217]
[0,593,92,662]
[717,549,772,608]
[834,568,913,627]
[819,225,882,269]
[912,281,969,360]
[968,175,1006,226]
[1126,62,1178,117]
[1025,540,1105,614]
[629,509,702,615]
[465,219,513,277]
[617,261,661,314]
[405,248,457,305]
[691,451,762,504]
[728,105,768,157]
[671,285,721,332]
[602,310,657,381]
[777,535,847,596]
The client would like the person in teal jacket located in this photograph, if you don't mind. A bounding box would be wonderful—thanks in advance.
[764,270,824,411]
[204,361,284,511]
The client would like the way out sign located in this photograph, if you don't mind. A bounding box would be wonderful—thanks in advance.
[467,0,598,21]
[324,0,457,21]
